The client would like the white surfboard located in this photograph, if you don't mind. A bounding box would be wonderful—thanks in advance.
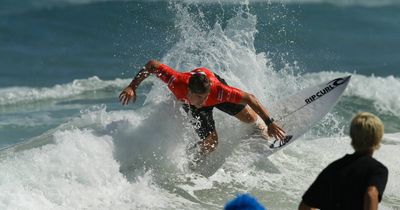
[189,75,351,176]
[264,75,351,154]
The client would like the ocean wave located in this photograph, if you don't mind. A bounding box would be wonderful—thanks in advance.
[0,76,129,106]
[1,95,399,209]
[0,127,192,209]
[0,113,53,128]
[383,133,400,145]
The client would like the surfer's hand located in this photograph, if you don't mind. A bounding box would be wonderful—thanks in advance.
[267,123,286,141]
[119,86,136,105]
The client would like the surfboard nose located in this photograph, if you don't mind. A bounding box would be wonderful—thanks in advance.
[344,75,352,80]
[342,75,352,85]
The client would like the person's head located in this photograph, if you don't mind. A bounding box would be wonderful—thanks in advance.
[350,112,384,152]
[188,72,211,108]
[224,194,266,210]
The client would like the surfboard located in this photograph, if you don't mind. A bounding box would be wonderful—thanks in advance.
[265,75,351,154]
[189,75,351,176]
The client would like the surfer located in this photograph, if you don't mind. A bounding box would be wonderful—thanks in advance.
[119,60,286,155]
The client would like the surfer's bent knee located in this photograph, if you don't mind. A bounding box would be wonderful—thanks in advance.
[200,131,218,154]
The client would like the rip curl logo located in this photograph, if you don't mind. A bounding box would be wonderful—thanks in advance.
[305,77,348,104]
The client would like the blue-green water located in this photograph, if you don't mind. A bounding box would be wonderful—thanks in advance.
[0,0,399,209]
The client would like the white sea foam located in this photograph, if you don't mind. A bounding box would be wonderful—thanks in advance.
[1,102,399,209]
[163,2,302,107]
[0,125,194,209]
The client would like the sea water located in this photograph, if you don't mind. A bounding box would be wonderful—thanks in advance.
[0,0,399,209]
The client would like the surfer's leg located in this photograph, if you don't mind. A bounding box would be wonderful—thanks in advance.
[199,130,218,154]
[182,104,218,154]
[188,130,218,170]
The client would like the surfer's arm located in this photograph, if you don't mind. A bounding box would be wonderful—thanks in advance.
[119,60,161,105]
[240,92,286,140]
[129,60,161,89]
[240,92,272,123]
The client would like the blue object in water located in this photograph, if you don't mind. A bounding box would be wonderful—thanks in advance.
[224,194,266,210]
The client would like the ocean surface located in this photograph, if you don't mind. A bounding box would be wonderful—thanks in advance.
[0,0,399,209]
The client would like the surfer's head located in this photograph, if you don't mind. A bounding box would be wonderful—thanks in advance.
[189,72,210,94]
[350,112,384,152]
[188,72,210,108]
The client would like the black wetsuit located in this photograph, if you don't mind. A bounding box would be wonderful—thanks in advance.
[182,74,245,139]
[302,152,388,210]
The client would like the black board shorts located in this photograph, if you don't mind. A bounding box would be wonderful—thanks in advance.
[182,74,246,139]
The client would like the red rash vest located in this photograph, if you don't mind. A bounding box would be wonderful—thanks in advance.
[154,63,244,106]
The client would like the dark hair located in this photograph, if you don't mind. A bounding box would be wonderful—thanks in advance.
[188,73,210,94]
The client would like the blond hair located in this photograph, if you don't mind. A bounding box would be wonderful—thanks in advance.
[350,112,384,151]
